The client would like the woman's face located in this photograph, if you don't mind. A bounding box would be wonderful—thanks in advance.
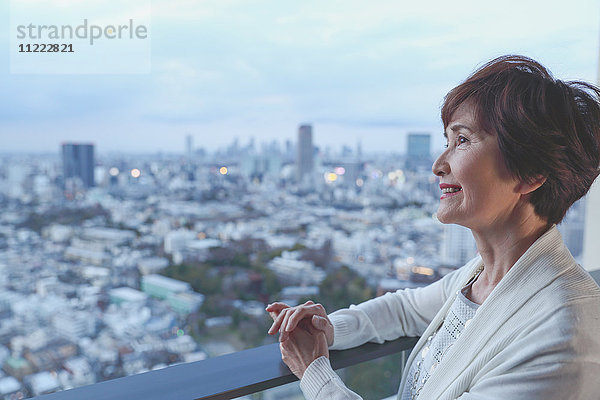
[432,103,523,231]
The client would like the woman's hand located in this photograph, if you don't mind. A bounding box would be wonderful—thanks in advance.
[279,318,329,379]
[266,301,334,346]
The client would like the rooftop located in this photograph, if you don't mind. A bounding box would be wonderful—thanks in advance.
[141,274,190,293]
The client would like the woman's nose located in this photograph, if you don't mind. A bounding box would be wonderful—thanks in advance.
[432,150,449,177]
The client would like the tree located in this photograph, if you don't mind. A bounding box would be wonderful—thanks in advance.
[317,266,374,312]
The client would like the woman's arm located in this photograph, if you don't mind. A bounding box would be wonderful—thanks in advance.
[299,357,363,400]
[268,265,469,350]
[267,264,473,399]
[329,266,466,350]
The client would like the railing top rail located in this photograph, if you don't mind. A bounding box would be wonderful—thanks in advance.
[34,336,418,400]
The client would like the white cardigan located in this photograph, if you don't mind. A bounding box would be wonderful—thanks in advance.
[299,226,600,399]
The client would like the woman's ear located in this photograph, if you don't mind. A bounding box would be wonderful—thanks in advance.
[516,175,547,195]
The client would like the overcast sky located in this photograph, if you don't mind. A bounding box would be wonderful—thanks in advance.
[1,0,599,155]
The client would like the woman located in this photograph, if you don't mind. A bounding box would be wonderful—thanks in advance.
[266,55,600,399]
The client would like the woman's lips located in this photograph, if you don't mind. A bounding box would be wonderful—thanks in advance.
[439,183,462,199]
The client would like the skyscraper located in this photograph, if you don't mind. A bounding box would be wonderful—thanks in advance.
[558,198,586,260]
[406,132,431,170]
[296,124,313,183]
[583,182,600,272]
[62,143,95,188]
[185,135,193,159]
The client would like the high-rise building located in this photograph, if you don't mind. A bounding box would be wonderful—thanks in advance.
[583,181,600,272]
[406,132,431,170]
[62,143,95,188]
[339,162,362,188]
[241,153,282,181]
[296,124,313,182]
[558,198,586,261]
[185,135,193,158]
[285,140,294,161]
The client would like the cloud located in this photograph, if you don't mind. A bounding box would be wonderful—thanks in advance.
[1,0,599,152]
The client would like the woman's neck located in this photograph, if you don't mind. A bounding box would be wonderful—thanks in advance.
[468,210,549,304]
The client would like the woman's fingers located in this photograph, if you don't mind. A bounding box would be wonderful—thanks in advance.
[266,302,290,314]
[267,300,330,342]
[267,301,308,334]
[280,301,315,340]
[266,302,290,323]
[284,303,324,333]
[268,305,292,334]
[284,306,311,333]
[278,309,294,341]
[312,315,327,330]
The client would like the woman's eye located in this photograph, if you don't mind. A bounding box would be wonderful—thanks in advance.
[457,135,468,145]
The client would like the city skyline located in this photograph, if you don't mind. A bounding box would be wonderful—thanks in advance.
[1,0,599,154]
[0,130,441,157]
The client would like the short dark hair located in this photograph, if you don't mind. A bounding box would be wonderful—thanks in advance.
[441,55,600,225]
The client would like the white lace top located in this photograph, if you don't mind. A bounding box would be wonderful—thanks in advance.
[401,283,480,400]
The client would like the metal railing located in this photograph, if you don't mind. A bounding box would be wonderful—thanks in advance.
[34,337,419,400]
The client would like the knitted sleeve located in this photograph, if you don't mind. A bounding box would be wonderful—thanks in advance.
[298,260,478,400]
[329,262,474,350]
[299,356,363,400]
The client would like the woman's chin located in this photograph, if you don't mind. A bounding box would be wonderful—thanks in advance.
[435,210,452,224]
[436,213,468,228]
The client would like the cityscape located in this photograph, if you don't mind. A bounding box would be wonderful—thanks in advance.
[0,125,589,399]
